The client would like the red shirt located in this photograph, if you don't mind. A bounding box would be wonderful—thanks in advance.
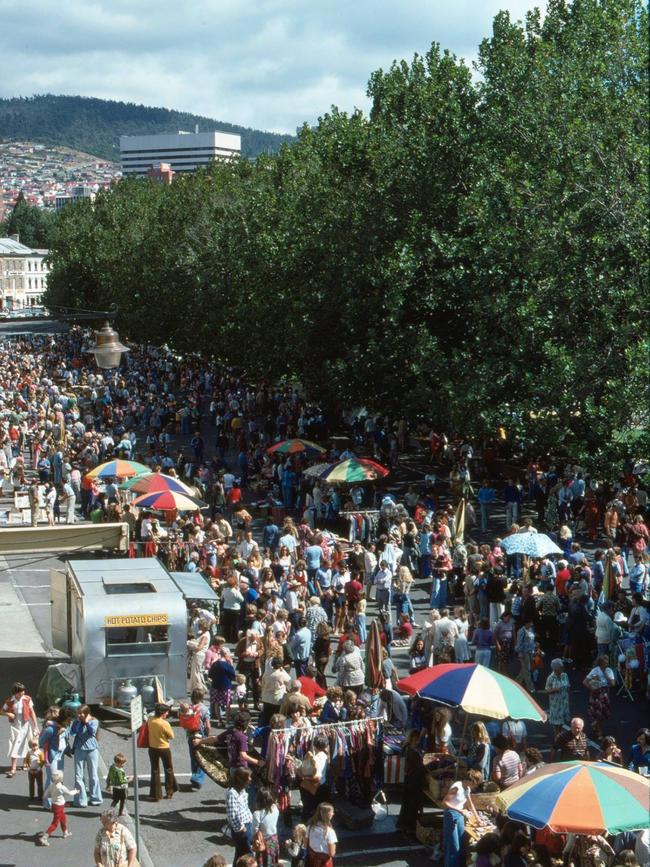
[227,487,242,505]
[556,568,571,596]
[336,632,362,654]
[297,676,326,706]
[345,579,363,602]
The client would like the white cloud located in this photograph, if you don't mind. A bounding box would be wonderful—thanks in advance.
[0,0,546,132]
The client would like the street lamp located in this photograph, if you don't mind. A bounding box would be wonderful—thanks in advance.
[46,303,129,370]
[88,321,130,369]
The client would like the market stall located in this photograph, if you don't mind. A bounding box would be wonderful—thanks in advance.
[49,557,215,707]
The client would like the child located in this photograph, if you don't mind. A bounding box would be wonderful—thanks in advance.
[38,770,78,845]
[106,752,130,816]
[531,643,545,685]
[285,822,307,867]
[234,673,247,703]
[26,737,44,801]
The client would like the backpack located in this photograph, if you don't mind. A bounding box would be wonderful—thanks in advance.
[179,708,202,733]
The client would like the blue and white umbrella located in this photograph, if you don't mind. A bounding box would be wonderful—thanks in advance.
[500,532,562,558]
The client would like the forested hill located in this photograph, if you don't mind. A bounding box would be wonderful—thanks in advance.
[0,95,294,160]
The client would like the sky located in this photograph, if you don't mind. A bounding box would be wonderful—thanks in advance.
[0,0,546,134]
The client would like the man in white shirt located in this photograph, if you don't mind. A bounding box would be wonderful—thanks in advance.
[278,531,297,559]
[374,561,393,616]
[222,471,235,492]
[236,530,259,561]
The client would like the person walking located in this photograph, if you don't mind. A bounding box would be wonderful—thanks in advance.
[1,681,39,778]
[187,622,210,692]
[28,478,40,526]
[583,655,616,739]
[514,617,536,693]
[38,770,78,845]
[71,704,103,807]
[227,767,254,864]
[545,659,571,735]
[146,703,178,802]
[60,479,77,523]
[94,809,138,867]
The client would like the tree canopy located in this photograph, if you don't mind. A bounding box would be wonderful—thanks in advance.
[1,192,56,248]
[44,0,649,473]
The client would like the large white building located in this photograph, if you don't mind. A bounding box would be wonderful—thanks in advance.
[0,237,49,310]
[120,130,241,177]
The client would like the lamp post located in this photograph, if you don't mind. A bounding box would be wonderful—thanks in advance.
[48,304,129,370]
[87,321,129,369]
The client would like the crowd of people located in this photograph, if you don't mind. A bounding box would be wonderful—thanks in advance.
[0,331,649,867]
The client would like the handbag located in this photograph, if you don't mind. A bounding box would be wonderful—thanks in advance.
[252,829,266,853]
[136,722,149,749]
[63,734,75,758]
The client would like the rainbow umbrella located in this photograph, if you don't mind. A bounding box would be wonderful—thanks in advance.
[119,472,195,496]
[318,458,389,484]
[266,438,326,456]
[132,490,206,512]
[498,761,650,834]
[86,459,150,479]
[396,663,546,721]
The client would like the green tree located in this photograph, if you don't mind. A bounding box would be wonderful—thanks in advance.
[3,192,56,247]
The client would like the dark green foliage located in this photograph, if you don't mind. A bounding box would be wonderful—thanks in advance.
[43,0,649,473]
[1,191,56,247]
[0,95,294,161]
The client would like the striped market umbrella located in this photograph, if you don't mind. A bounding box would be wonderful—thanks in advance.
[119,472,195,496]
[498,761,650,834]
[365,619,384,689]
[86,459,150,479]
[318,458,389,484]
[396,663,547,721]
[266,438,326,456]
[453,498,466,544]
[132,490,206,512]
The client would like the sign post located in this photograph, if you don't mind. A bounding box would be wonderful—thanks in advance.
[129,694,143,859]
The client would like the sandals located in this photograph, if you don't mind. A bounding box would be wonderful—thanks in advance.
[6,770,15,778]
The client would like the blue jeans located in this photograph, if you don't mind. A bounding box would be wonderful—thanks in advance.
[189,741,206,787]
[430,577,448,610]
[443,809,465,867]
[480,503,489,531]
[232,821,253,862]
[475,648,492,668]
[355,614,367,643]
[73,748,103,806]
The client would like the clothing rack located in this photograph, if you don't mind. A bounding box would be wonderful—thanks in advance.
[308,716,380,732]
[340,509,380,516]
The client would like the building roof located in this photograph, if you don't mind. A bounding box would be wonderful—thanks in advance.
[0,237,34,255]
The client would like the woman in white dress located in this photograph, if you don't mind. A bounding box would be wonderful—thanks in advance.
[187,623,210,692]
[453,607,471,662]
[1,682,39,777]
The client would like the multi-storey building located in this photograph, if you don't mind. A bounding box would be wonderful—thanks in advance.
[0,237,49,309]
[120,130,241,177]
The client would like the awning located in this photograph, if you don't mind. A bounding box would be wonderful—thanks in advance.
[169,572,218,601]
